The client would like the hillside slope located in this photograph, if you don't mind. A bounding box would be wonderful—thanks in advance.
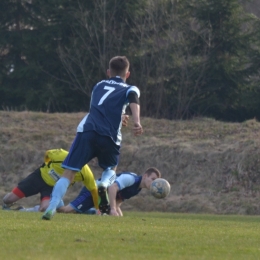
[1,111,260,214]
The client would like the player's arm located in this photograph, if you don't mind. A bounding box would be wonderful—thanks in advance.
[121,114,129,127]
[109,174,136,216]
[108,183,120,216]
[89,187,99,211]
[116,200,123,217]
[81,165,100,212]
[128,91,143,136]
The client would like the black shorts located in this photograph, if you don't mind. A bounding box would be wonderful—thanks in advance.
[17,168,53,200]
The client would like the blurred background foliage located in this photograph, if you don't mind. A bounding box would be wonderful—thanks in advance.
[0,0,260,121]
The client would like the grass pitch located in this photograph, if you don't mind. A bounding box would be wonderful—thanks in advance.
[0,211,260,260]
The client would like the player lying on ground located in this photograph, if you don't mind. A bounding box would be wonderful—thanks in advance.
[58,167,161,216]
[19,167,161,216]
[2,115,129,214]
[2,149,99,213]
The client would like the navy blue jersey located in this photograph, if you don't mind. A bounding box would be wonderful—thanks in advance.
[77,77,140,145]
[115,172,142,201]
[69,172,143,213]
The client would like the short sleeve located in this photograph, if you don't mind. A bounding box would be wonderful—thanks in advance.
[126,86,140,98]
[115,174,136,190]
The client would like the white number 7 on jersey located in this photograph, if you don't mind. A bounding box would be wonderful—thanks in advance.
[98,86,115,105]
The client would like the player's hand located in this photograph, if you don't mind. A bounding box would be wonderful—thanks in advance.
[133,123,143,136]
[122,115,129,127]
[109,208,119,216]
[95,209,102,215]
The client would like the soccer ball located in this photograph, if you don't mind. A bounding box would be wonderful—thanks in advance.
[150,178,171,199]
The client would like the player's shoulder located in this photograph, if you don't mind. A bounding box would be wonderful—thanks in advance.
[45,149,68,160]
[126,85,140,97]
[117,171,137,176]
[116,172,138,181]
[115,172,137,189]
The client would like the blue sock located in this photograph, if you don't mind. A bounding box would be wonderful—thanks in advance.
[56,199,64,209]
[46,177,70,211]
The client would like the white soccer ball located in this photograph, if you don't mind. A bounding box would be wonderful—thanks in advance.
[150,178,171,199]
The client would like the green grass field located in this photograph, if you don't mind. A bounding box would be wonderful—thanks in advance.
[0,211,260,260]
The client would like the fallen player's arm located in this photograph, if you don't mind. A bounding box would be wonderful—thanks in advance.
[108,183,120,216]
[81,165,100,212]
[116,200,123,216]
[89,187,99,211]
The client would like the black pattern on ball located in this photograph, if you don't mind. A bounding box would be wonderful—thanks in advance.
[150,178,171,199]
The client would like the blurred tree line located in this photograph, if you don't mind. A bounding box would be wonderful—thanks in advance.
[0,0,260,121]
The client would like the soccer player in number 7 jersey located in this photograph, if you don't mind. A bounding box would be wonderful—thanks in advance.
[42,56,143,220]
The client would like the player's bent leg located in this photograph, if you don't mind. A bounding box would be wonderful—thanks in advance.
[62,169,78,183]
[2,192,23,210]
[42,172,73,220]
[100,169,116,188]
[39,198,50,212]
[98,168,116,215]
[3,192,20,204]
[98,169,116,215]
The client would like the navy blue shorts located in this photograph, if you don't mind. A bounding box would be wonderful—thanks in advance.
[69,186,94,213]
[62,131,120,171]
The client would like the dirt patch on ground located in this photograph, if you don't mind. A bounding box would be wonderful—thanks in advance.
[1,111,260,214]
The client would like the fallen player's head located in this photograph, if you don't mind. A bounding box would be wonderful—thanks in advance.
[142,167,161,189]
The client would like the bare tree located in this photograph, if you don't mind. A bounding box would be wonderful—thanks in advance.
[128,0,208,119]
[57,0,129,98]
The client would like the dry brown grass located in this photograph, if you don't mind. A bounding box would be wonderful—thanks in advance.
[1,111,260,215]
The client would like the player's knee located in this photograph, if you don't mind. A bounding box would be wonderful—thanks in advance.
[39,205,48,212]
[63,170,76,182]
[39,199,50,212]
[39,207,46,212]
[3,193,15,204]
[2,193,9,203]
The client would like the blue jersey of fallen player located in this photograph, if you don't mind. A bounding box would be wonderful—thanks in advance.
[114,172,142,201]
[69,172,142,213]
[77,76,140,145]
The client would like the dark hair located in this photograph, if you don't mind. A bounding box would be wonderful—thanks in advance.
[109,56,130,77]
[145,167,161,178]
